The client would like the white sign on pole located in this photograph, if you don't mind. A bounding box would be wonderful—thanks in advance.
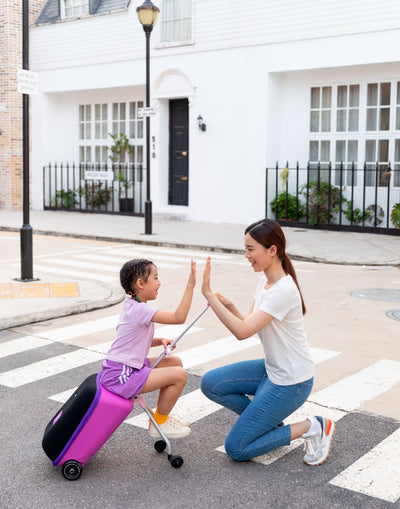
[138,107,156,118]
[17,69,39,95]
[84,170,114,182]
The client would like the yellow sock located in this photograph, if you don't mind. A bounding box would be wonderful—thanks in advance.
[153,408,168,425]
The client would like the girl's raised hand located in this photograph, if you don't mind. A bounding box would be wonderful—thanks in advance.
[187,259,196,288]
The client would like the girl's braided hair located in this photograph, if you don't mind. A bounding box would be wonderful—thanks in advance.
[120,259,154,295]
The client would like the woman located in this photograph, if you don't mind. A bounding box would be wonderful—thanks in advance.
[200,219,335,466]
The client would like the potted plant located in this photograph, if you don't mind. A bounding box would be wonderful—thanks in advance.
[106,133,134,212]
[270,166,305,220]
[301,180,343,225]
[52,188,78,209]
[342,200,372,225]
[391,203,400,229]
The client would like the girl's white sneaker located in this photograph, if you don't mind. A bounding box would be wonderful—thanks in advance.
[148,418,191,439]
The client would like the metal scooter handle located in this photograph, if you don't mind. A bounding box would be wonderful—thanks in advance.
[151,305,209,369]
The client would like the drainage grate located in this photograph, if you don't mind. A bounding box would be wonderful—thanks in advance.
[386,309,400,321]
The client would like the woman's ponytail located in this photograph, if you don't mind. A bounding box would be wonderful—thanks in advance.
[282,252,306,315]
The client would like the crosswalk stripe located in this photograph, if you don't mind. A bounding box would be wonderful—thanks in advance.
[0,349,104,388]
[37,315,119,341]
[22,264,117,282]
[47,257,181,271]
[125,388,222,429]
[88,324,202,355]
[329,427,400,503]
[105,245,234,260]
[75,252,206,266]
[0,336,50,358]
[309,359,400,411]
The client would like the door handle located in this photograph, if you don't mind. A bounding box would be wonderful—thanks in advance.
[181,176,188,181]
[182,151,187,156]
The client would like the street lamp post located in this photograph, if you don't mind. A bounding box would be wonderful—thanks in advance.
[19,0,35,281]
[136,0,159,235]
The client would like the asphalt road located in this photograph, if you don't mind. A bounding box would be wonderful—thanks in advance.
[0,234,399,508]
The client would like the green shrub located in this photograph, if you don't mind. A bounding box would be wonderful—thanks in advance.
[391,203,400,229]
[270,192,305,220]
[301,181,342,225]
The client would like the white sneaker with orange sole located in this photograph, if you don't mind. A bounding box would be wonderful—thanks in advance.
[148,418,191,439]
[302,416,335,466]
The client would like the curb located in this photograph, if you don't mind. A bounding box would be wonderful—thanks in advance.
[0,282,125,331]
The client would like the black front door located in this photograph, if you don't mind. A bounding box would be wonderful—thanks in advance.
[169,99,189,205]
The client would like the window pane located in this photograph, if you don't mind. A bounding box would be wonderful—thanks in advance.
[348,109,359,131]
[321,110,331,132]
[85,105,91,121]
[112,103,118,119]
[311,88,320,108]
[367,84,378,106]
[130,102,136,119]
[336,110,346,131]
[102,124,107,139]
[366,109,377,130]
[348,140,358,162]
[396,139,400,161]
[349,85,360,107]
[79,124,84,139]
[120,103,126,120]
[365,140,376,161]
[102,104,107,118]
[335,140,345,162]
[396,107,400,130]
[79,105,84,121]
[337,86,347,108]
[320,140,330,160]
[379,108,390,130]
[130,121,136,139]
[95,123,100,139]
[86,124,91,139]
[137,121,143,138]
[310,111,319,132]
[322,87,332,108]
[380,83,391,105]
[309,141,319,161]
[95,104,100,121]
[379,140,389,161]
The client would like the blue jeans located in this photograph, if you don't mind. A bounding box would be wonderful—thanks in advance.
[200,359,313,461]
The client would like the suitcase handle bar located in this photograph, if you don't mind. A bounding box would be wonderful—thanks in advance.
[150,305,209,369]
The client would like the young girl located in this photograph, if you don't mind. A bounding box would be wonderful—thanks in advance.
[101,258,196,439]
[200,219,335,466]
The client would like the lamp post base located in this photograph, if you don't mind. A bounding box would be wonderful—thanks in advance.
[144,200,152,235]
[17,224,39,282]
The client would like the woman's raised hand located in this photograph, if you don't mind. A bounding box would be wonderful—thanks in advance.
[202,257,212,298]
[215,292,233,309]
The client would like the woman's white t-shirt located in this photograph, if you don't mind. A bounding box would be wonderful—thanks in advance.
[254,274,314,386]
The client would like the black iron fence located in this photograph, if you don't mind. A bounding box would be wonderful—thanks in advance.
[43,162,145,216]
[266,162,400,234]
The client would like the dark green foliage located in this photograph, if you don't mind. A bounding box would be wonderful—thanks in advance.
[270,192,305,220]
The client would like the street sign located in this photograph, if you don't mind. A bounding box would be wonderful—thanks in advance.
[138,107,156,118]
[17,69,38,95]
[84,170,114,182]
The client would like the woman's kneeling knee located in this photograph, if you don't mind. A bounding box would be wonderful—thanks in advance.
[224,435,247,462]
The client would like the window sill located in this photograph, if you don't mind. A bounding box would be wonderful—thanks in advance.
[156,40,195,49]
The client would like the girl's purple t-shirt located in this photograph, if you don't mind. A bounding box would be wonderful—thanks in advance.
[106,298,158,369]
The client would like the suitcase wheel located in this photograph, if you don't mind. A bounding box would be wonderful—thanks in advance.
[168,455,184,469]
[154,440,167,453]
[62,460,83,481]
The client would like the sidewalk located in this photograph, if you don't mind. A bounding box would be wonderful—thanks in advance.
[0,209,399,330]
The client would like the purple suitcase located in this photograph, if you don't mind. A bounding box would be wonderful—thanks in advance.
[42,373,133,480]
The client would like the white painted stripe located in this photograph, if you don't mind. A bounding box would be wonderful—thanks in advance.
[76,252,203,266]
[22,264,116,282]
[329,428,400,503]
[309,359,400,411]
[105,245,233,260]
[48,257,181,271]
[125,388,222,429]
[49,387,76,403]
[0,349,104,388]
[309,347,340,364]
[179,335,260,369]
[0,336,50,359]
[37,315,119,341]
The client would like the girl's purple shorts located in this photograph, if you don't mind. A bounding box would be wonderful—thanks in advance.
[100,358,152,399]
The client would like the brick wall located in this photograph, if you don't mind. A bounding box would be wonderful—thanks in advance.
[0,0,48,210]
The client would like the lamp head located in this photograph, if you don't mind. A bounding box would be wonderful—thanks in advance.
[136,0,160,30]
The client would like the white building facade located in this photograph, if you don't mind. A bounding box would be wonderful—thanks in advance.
[31,0,400,226]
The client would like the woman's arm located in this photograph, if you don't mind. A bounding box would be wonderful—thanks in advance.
[202,257,273,340]
[152,260,196,325]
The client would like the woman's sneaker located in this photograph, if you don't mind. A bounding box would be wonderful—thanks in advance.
[302,416,335,466]
[148,418,191,439]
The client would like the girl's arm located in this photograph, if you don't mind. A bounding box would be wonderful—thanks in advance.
[202,257,273,340]
[152,260,196,325]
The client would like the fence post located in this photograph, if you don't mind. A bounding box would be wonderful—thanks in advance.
[296,162,299,220]
[265,167,268,218]
[386,162,391,229]
[362,162,367,226]
[374,161,379,227]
